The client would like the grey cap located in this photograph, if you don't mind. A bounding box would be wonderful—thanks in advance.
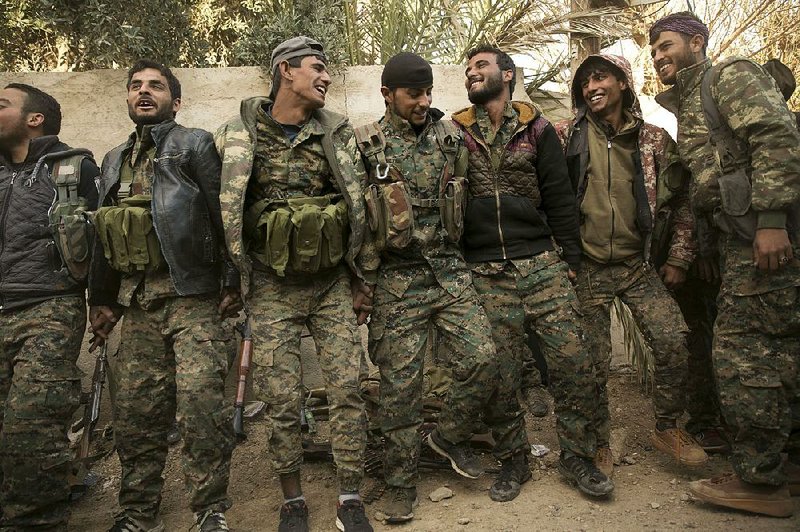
[270,36,327,72]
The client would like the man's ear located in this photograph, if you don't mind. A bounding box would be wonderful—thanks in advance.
[172,98,182,115]
[689,34,705,54]
[380,86,393,105]
[279,60,293,82]
[26,112,44,129]
[503,69,513,83]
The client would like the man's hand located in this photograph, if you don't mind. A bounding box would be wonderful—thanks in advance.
[218,288,243,319]
[351,279,374,326]
[753,228,793,271]
[567,269,577,283]
[88,305,123,352]
[659,263,687,290]
[693,256,720,284]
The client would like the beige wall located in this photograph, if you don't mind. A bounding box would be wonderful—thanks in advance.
[0,65,530,162]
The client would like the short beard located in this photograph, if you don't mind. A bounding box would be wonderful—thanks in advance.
[468,72,506,105]
[127,104,173,126]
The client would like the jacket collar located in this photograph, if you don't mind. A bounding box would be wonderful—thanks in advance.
[452,100,538,129]
[122,119,178,152]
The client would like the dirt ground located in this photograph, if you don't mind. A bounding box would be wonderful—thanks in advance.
[67,344,800,532]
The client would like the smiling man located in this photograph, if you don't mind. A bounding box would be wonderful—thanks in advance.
[353,52,497,521]
[651,11,800,518]
[215,37,373,532]
[452,45,613,498]
[554,53,706,477]
[88,59,240,532]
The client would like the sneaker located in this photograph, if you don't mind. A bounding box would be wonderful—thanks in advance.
[108,514,165,532]
[490,452,533,502]
[195,509,229,532]
[689,473,793,517]
[594,446,614,479]
[651,427,708,466]
[374,487,418,524]
[558,453,614,497]
[691,428,731,454]
[523,386,550,417]
[426,429,484,479]
[278,500,309,532]
[336,499,373,531]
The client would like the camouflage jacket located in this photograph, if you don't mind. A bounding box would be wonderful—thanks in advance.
[214,96,369,297]
[356,107,472,299]
[656,57,800,230]
[555,53,695,268]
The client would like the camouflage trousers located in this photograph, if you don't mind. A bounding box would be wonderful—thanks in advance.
[370,266,496,488]
[112,294,235,519]
[575,256,689,446]
[471,252,597,459]
[672,272,723,434]
[714,238,800,486]
[0,296,85,531]
[248,265,367,492]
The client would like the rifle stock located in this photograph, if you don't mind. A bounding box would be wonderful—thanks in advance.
[76,344,107,461]
[233,318,253,441]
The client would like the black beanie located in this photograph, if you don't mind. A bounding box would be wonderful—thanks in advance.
[381,52,433,89]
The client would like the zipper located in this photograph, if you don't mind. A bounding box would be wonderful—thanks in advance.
[607,139,615,261]
[0,170,18,309]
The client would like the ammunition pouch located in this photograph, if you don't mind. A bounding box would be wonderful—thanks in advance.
[363,181,415,251]
[245,193,348,276]
[47,152,95,282]
[94,195,165,273]
[441,176,467,243]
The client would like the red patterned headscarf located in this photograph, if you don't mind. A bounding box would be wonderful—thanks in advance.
[649,12,709,45]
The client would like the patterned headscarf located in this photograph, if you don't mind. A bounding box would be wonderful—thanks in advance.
[649,12,709,45]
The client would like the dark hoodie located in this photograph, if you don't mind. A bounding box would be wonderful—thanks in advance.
[555,54,695,269]
[0,135,99,310]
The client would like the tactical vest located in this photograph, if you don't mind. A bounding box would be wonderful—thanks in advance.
[94,195,166,273]
[701,58,800,241]
[243,193,349,276]
[37,149,95,282]
[355,120,468,250]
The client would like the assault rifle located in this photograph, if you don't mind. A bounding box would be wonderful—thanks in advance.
[75,344,108,460]
[232,318,253,441]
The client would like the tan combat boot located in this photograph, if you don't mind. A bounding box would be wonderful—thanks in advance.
[689,473,793,517]
[594,446,614,478]
[651,427,708,466]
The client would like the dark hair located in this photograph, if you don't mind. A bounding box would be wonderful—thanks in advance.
[578,58,625,85]
[466,45,517,98]
[649,11,708,55]
[126,59,181,100]
[4,83,62,135]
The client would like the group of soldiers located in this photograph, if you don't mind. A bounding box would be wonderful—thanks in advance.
[1,9,799,532]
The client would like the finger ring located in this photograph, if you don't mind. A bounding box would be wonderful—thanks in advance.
[780,256,790,265]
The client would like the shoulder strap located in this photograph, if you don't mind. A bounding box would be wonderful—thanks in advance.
[354,122,388,173]
[432,119,468,179]
[701,61,749,173]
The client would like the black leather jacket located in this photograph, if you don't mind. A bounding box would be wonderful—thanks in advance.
[89,120,238,306]
[0,136,99,311]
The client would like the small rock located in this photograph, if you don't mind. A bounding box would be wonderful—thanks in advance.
[457,517,470,525]
[621,455,637,465]
[531,469,542,481]
[669,478,678,485]
[684,523,697,529]
[429,486,454,502]
[650,502,661,509]
[680,493,691,502]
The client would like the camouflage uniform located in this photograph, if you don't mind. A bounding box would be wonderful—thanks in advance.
[358,107,497,489]
[453,101,598,460]
[657,57,800,485]
[215,97,369,492]
[91,122,237,519]
[555,54,697,444]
